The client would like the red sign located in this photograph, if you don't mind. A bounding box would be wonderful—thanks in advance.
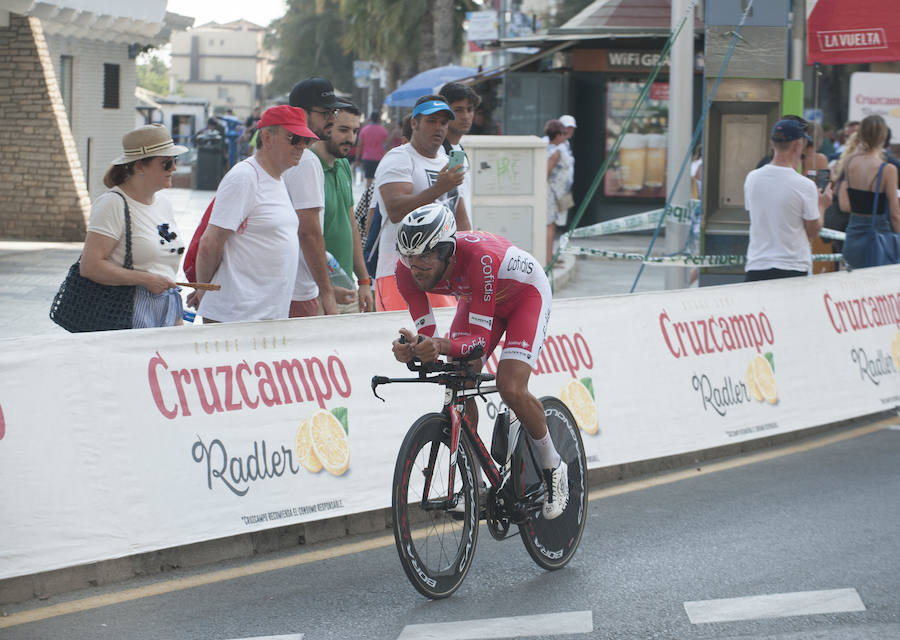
[807,0,900,64]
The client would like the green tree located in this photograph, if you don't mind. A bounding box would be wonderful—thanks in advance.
[338,0,474,90]
[267,0,355,98]
[136,53,169,96]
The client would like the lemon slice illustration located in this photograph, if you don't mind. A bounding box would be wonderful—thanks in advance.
[295,417,322,473]
[309,409,350,476]
[559,378,599,435]
[746,359,763,402]
[750,354,777,404]
[891,331,900,371]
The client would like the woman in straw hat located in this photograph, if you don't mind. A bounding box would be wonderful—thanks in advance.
[79,124,188,327]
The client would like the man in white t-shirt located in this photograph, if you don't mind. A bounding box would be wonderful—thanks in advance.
[283,76,351,317]
[374,95,470,311]
[192,105,317,322]
[744,119,832,281]
[439,82,479,228]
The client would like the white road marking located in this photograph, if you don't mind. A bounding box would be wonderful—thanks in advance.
[684,588,866,624]
[888,424,900,431]
[221,636,303,640]
[396,611,593,639]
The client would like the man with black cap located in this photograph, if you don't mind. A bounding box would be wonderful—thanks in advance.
[283,76,350,316]
[372,94,470,311]
[744,118,833,282]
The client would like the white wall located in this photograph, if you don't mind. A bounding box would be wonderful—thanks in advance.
[45,33,137,199]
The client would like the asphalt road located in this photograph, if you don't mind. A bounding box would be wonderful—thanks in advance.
[3,418,899,640]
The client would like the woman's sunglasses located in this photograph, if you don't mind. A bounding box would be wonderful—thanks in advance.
[161,157,176,171]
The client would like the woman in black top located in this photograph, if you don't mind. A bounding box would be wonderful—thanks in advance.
[837,114,900,268]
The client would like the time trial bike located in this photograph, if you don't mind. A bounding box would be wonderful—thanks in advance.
[371,348,588,599]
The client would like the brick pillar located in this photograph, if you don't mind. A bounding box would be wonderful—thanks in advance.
[0,14,91,241]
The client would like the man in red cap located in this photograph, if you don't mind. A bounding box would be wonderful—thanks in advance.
[190,105,318,322]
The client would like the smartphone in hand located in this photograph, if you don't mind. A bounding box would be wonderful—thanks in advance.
[815,168,830,192]
[448,149,466,171]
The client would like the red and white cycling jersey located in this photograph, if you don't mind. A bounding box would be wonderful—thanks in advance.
[395,231,552,364]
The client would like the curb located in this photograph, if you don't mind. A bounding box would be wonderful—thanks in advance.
[549,252,576,291]
[0,410,891,608]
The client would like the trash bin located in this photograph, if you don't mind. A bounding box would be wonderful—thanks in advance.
[195,131,225,190]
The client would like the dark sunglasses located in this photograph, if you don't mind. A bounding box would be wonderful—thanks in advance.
[284,132,310,146]
[161,157,176,171]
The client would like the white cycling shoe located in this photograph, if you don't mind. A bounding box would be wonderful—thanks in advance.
[542,460,569,520]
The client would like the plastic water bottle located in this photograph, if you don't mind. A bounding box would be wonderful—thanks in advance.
[325,251,355,289]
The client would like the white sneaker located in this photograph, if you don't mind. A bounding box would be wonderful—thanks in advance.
[542,461,569,520]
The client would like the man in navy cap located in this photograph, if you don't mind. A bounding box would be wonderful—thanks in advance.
[744,118,833,281]
[372,94,470,311]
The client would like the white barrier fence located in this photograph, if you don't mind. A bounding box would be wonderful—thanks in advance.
[1,267,899,580]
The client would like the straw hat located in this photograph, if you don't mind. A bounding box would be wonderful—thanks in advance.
[111,124,188,165]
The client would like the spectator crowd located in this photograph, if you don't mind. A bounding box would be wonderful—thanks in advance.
[73,66,898,335]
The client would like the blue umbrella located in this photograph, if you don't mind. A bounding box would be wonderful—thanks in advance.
[383,65,479,107]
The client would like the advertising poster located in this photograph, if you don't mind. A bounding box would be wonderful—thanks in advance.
[1,268,899,580]
[848,72,900,136]
[604,81,670,199]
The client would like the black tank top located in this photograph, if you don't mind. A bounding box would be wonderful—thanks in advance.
[846,159,887,215]
[847,187,886,215]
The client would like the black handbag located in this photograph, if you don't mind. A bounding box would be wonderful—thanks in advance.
[863,163,900,267]
[49,191,136,332]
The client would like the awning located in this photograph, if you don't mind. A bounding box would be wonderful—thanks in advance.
[807,0,900,65]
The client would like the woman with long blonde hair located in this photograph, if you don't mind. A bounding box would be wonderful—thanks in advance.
[837,114,900,268]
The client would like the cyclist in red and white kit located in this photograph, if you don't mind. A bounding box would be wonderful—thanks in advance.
[390,203,569,519]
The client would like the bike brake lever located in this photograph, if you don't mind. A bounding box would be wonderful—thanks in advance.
[371,375,390,401]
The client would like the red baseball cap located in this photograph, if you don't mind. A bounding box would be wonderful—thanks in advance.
[257,105,318,140]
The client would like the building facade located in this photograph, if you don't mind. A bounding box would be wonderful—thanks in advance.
[169,20,273,119]
[0,0,189,240]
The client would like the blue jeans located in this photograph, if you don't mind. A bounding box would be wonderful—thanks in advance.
[842,213,894,269]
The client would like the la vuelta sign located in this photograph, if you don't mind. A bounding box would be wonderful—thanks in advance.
[806,0,900,65]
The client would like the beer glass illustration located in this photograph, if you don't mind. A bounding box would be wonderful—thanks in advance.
[644,133,667,188]
[619,133,647,191]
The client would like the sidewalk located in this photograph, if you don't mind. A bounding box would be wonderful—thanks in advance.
[0,187,671,340]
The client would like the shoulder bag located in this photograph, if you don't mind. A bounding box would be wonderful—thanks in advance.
[863,162,900,267]
[49,191,136,332]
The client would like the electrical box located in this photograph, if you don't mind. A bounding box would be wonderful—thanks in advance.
[461,135,548,264]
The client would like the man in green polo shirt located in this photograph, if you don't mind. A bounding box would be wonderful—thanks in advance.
[312,104,372,313]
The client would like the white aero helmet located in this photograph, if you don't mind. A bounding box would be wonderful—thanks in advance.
[396,202,457,264]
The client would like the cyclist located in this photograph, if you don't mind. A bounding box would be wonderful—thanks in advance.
[390,203,569,519]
